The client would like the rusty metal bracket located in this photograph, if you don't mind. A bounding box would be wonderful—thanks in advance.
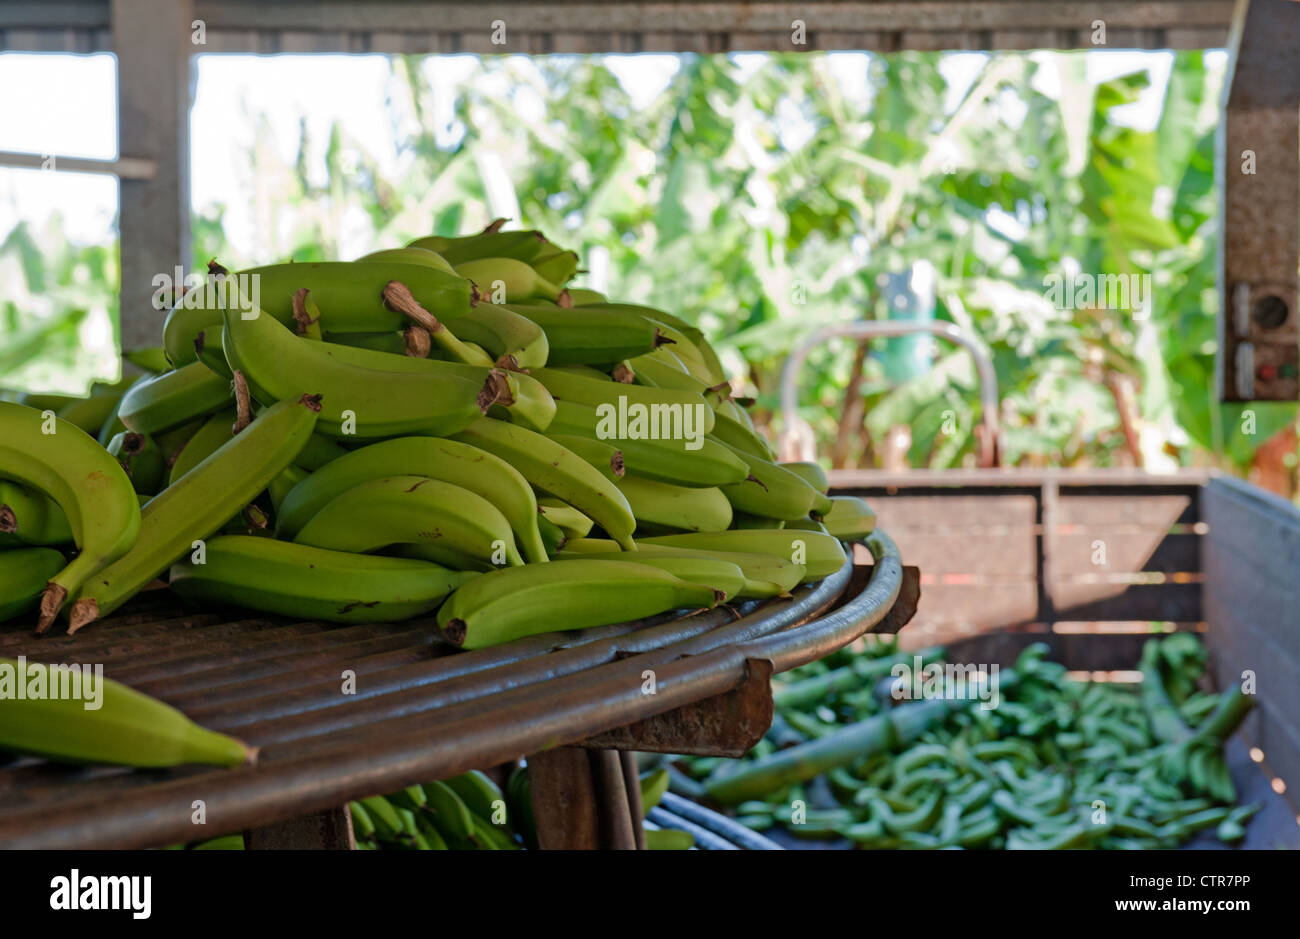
[243,805,354,850]
[1218,0,1300,402]
[579,657,775,758]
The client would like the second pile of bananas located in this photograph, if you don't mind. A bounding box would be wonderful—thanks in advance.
[0,219,877,655]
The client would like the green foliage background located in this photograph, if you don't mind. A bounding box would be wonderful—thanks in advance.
[4,50,1297,481]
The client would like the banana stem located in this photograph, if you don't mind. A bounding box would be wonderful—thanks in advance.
[232,371,253,434]
[404,325,432,358]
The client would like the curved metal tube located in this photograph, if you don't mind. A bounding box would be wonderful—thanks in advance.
[778,321,1001,466]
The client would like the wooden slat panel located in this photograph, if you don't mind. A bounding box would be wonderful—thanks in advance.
[887,531,1036,577]
[869,494,1037,529]
[1053,532,1201,574]
[1056,493,1196,526]
[944,631,1167,671]
[906,582,1038,628]
[1052,582,1202,622]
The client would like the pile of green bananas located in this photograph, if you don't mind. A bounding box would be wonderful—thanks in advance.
[0,219,876,655]
[676,634,1261,849]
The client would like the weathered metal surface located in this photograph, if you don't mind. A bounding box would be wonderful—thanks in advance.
[589,749,637,850]
[0,532,903,848]
[0,1,1234,53]
[242,806,354,850]
[619,750,647,850]
[1217,0,1300,402]
[581,658,775,757]
[527,748,601,850]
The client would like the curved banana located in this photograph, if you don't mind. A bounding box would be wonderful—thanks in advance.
[55,392,124,436]
[355,246,456,274]
[505,304,666,365]
[780,461,830,494]
[454,257,567,304]
[167,408,237,485]
[221,296,493,440]
[293,475,524,567]
[547,401,748,487]
[97,374,153,446]
[169,535,475,623]
[785,517,830,534]
[568,446,731,533]
[0,402,141,630]
[437,559,720,650]
[326,331,407,355]
[639,529,847,582]
[67,394,320,632]
[293,432,350,472]
[566,287,608,306]
[275,436,548,564]
[529,367,715,434]
[555,553,745,602]
[0,479,73,546]
[106,431,165,495]
[822,495,877,539]
[714,437,821,521]
[416,228,551,265]
[450,419,637,551]
[561,538,805,599]
[730,512,785,530]
[117,360,232,435]
[529,246,580,286]
[0,547,65,623]
[0,656,252,767]
[625,347,731,402]
[537,498,594,539]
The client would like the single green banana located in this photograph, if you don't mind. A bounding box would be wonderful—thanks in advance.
[96,374,155,446]
[443,771,507,825]
[391,543,497,572]
[293,475,524,568]
[292,433,350,472]
[122,347,171,373]
[52,394,123,439]
[348,801,376,840]
[0,402,142,631]
[117,360,232,435]
[0,479,73,546]
[730,512,785,530]
[547,401,748,487]
[529,246,581,286]
[504,303,667,365]
[0,656,252,767]
[529,366,715,434]
[537,498,594,539]
[437,559,721,650]
[561,538,805,599]
[153,415,207,470]
[0,547,66,622]
[275,436,548,564]
[221,296,494,440]
[106,431,165,495]
[193,328,234,380]
[558,554,745,602]
[455,257,569,304]
[356,246,456,274]
[536,513,568,556]
[640,768,671,813]
[268,464,310,515]
[569,447,731,532]
[67,394,319,632]
[357,796,405,841]
[639,529,847,582]
[780,460,830,494]
[566,287,607,305]
[169,535,475,624]
[711,409,776,462]
[167,408,237,486]
[785,517,830,534]
[545,433,626,481]
[450,419,637,551]
[326,331,407,355]
[626,347,731,403]
[422,780,477,843]
[822,495,877,539]
[417,228,551,265]
[714,437,821,521]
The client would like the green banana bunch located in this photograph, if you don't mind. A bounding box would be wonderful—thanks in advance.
[711,409,778,462]
[117,360,232,435]
[545,433,626,481]
[537,498,594,539]
[443,770,507,824]
[0,479,73,546]
[624,347,731,405]
[547,401,749,487]
[221,297,495,440]
[451,418,638,551]
[106,431,165,495]
[529,245,581,286]
[67,394,319,632]
[169,535,475,623]
[293,475,524,568]
[0,656,252,767]
[454,257,569,305]
[355,246,457,274]
[437,559,721,650]
[275,436,548,564]
[529,366,716,435]
[561,538,805,599]
[822,495,877,539]
[639,529,848,582]
[167,408,236,485]
[0,547,66,622]
[379,280,495,366]
[505,304,667,365]
[570,445,732,532]
[0,402,142,631]
[714,438,821,521]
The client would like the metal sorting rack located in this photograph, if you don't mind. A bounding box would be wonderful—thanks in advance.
[0,530,916,850]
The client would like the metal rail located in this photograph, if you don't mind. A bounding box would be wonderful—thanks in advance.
[777,321,1002,467]
[0,530,904,849]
